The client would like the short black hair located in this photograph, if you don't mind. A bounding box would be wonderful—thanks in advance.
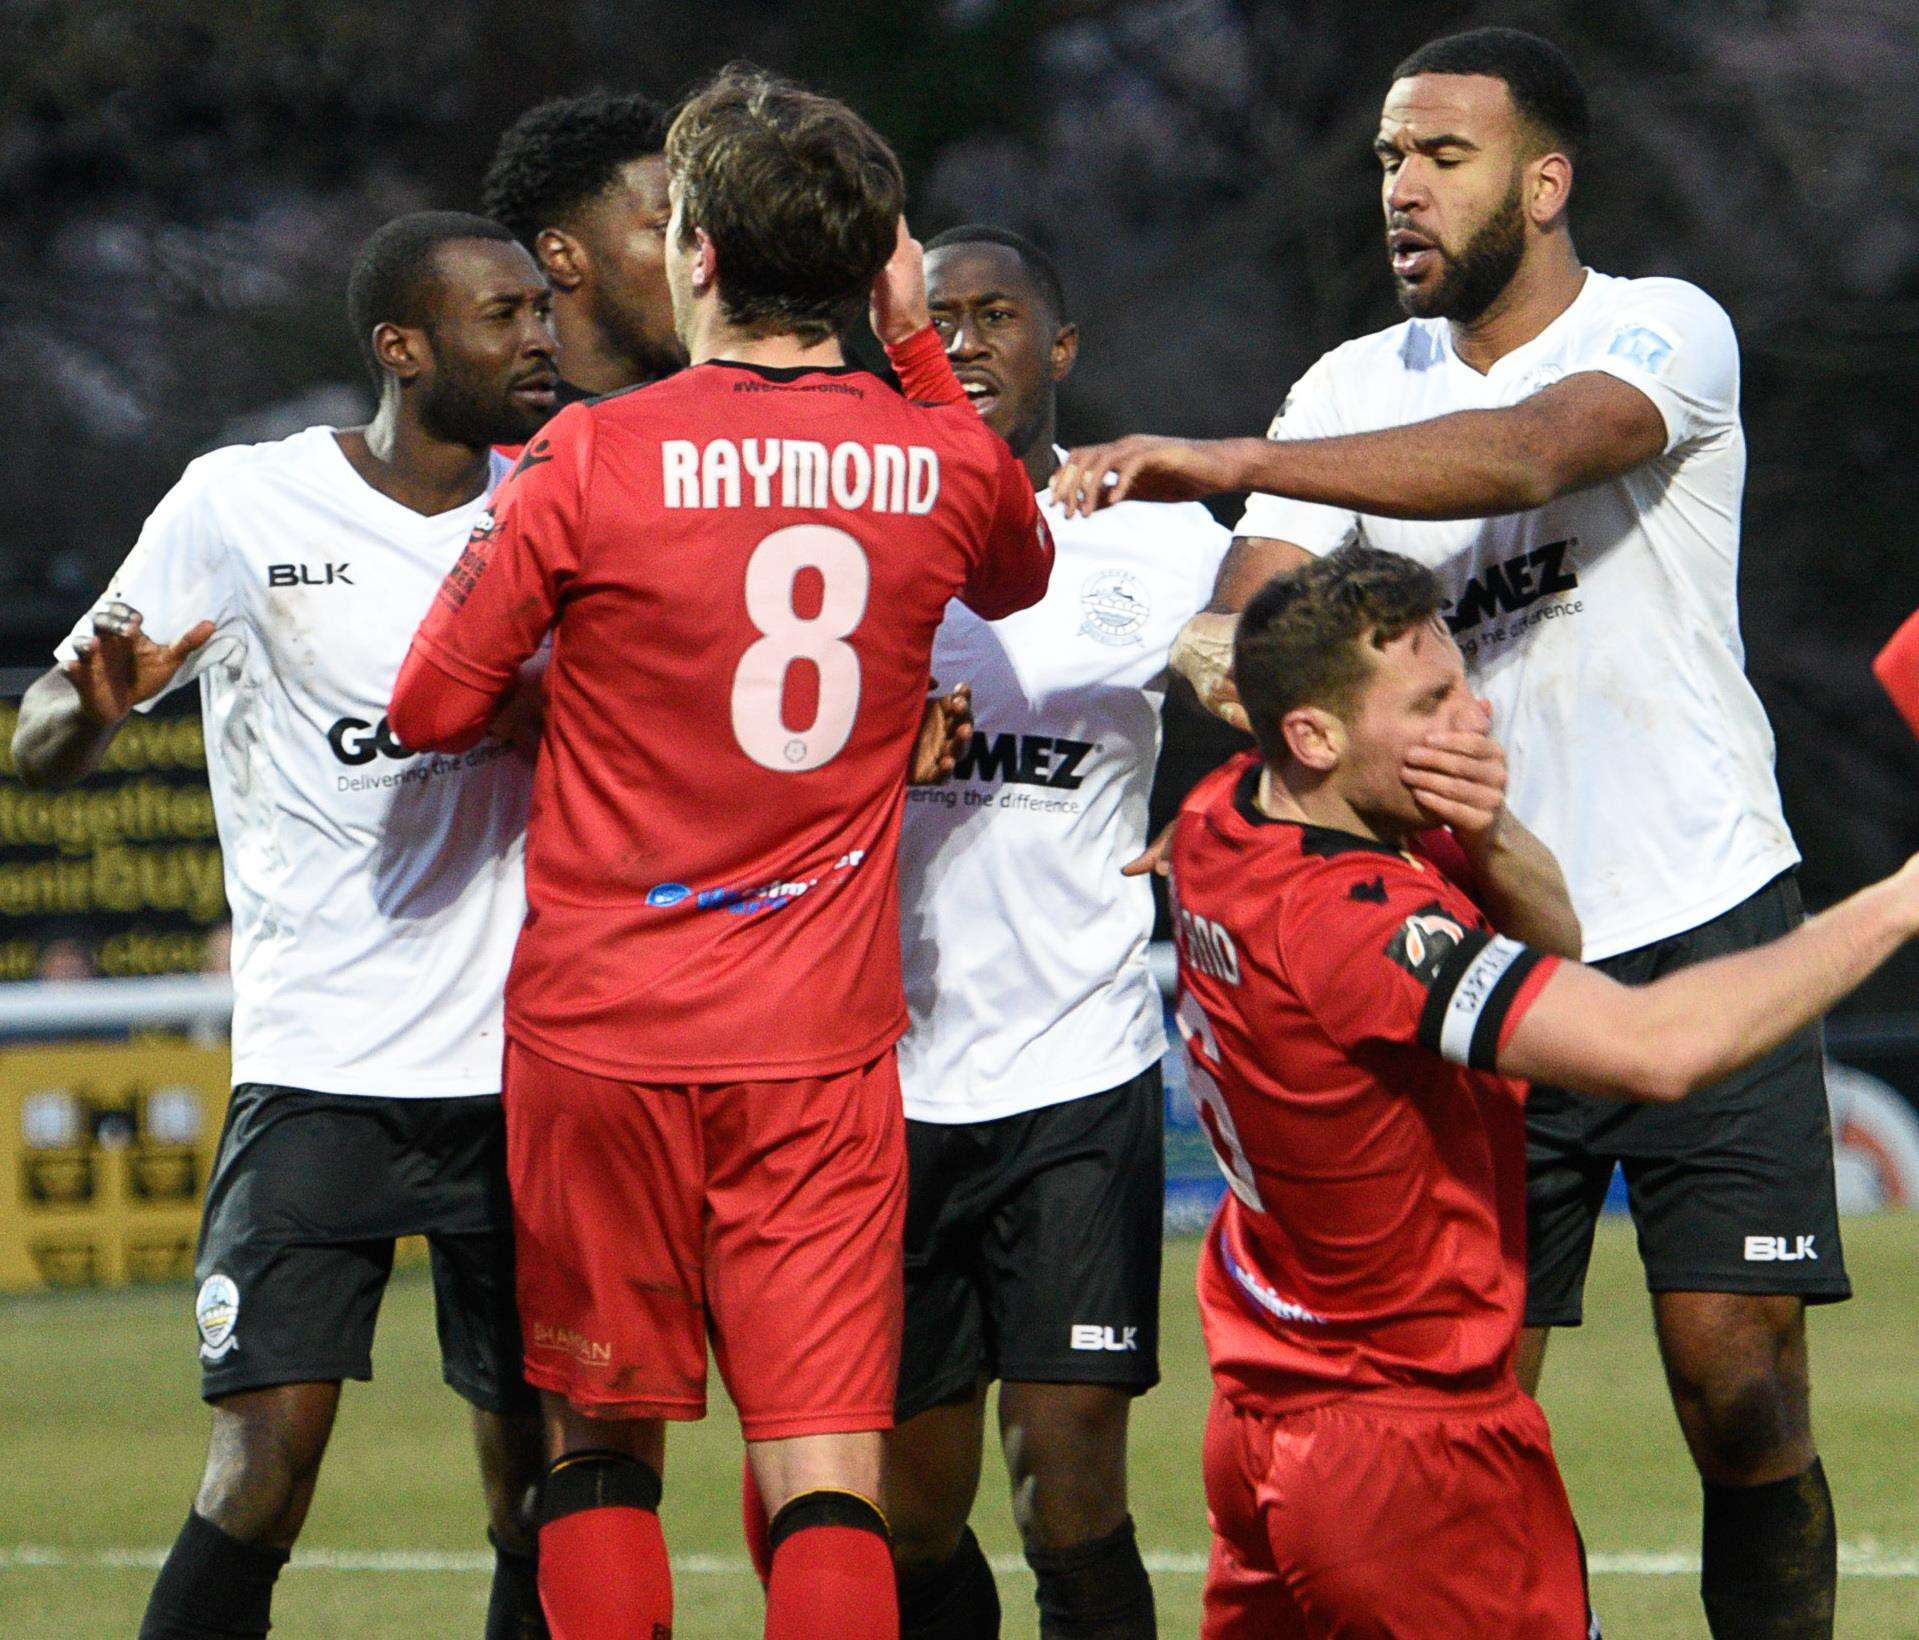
[483,91,672,249]
[345,211,518,384]
[1392,27,1590,157]
[924,224,1068,323]
[1235,544,1446,766]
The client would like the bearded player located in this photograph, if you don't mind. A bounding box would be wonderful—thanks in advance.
[1173,544,1919,1637]
[389,67,1052,1640]
[1055,30,1842,1635]
[14,212,559,1640]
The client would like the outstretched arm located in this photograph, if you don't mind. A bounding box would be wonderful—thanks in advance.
[1050,372,1666,518]
[13,603,215,788]
[1500,860,1919,1102]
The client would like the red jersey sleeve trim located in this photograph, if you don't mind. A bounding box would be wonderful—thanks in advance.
[1414,933,1558,1072]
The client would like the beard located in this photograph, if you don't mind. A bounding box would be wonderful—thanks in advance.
[417,359,535,447]
[1395,178,1527,324]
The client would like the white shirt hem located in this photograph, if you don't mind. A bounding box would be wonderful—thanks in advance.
[228,1057,504,1098]
[901,1035,1167,1125]
[1578,846,1802,963]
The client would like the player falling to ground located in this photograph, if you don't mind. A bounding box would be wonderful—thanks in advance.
[1052,28,1843,1636]
[483,90,685,406]
[885,225,1229,1640]
[1174,544,1919,1638]
[387,67,1053,1640]
[11,212,561,1640]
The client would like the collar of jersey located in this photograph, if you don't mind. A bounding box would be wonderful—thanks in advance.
[1232,762,1405,857]
[700,358,865,381]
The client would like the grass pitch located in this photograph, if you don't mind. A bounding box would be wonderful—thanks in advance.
[1,1217,1914,1637]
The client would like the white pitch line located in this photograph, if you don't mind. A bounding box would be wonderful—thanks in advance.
[3,1543,1916,1578]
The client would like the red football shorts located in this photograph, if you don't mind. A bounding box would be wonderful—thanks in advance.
[503,1037,906,1441]
[1201,1384,1592,1638]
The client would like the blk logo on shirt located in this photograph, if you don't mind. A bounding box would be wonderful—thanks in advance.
[268,563,353,587]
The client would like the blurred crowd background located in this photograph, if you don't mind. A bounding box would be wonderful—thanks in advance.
[2,0,1916,1005]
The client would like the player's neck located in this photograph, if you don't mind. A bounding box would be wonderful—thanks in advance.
[690,319,846,374]
[555,305,674,396]
[1021,407,1061,491]
[1447,234,1586,375]
[338,408,491,518]
[1258,764,1405,849]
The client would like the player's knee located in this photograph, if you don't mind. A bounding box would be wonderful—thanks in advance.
[1003,1391,1130,1549]
[1686,1368,1812,1479]
[889,1509,968,1577]
[194,1436,318,1543]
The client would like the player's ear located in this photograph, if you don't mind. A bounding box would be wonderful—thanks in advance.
[535,227,586,293]
[1051,321,1080,384]
[690,228,720,299]
[1283,705,1343,773]
[372,321,426,383]
[1528,151,1573,230]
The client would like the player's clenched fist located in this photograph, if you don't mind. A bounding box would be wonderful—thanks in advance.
[869,216,932,346]
[908,681,973,785]
[61,601,216,729]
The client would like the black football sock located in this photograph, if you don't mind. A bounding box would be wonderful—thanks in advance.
[1024,1515,1156,1639]
[483,1528,547,1639]
[138,1510,290,1639]
[1701,1458,1836,1639]
[898,1524,1001,1639]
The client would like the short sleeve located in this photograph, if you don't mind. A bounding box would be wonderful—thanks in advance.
[1232,353,1361,556]
[1283,862,1557,1073]
[1576,278,1738,455]
[56,453,243,711]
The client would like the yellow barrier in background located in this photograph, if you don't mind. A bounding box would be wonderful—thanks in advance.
[0,1033,229,1291]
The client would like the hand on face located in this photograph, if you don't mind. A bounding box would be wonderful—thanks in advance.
[1400,694,1507,844]
[870,218,931,346]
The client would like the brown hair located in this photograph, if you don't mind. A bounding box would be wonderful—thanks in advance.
[666,64,903,345]
[1234,544,1447,764]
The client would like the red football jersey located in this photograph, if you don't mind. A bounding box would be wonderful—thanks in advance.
[1170,752,1561,1413]
[392,355,1052,1081]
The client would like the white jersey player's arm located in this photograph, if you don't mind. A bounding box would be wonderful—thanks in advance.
[1498,857,1919,1103]
[14,604,215,789]
[1050,370,1668,521]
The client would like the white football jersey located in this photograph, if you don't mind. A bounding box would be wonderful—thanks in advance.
[1236,271,1797,961]
[898,462,1229,1121]
[57,426,530,1096]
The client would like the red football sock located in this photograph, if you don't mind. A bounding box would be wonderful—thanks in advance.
[537,1506,673,1640]
[742,1462,772,1587]
[765,1524,898,1640]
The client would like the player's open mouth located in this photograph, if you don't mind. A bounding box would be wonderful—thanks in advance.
[512,378,558,406]
[1388,231,1438,280]
[956,373,1000,416]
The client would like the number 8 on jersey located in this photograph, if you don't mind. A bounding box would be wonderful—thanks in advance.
[731,523,871,772]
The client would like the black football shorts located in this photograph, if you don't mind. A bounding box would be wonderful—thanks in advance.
[1524,872,1851,1327]
[191,1083,534,1413]
[897,1063,1164,1423]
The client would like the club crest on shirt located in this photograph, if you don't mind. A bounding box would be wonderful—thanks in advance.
[1385,903,1466,986]
[1079,569,1150,646]
[196,1272,240,1362]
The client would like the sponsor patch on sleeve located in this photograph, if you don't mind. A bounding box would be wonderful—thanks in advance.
[1605,323,1676,377]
